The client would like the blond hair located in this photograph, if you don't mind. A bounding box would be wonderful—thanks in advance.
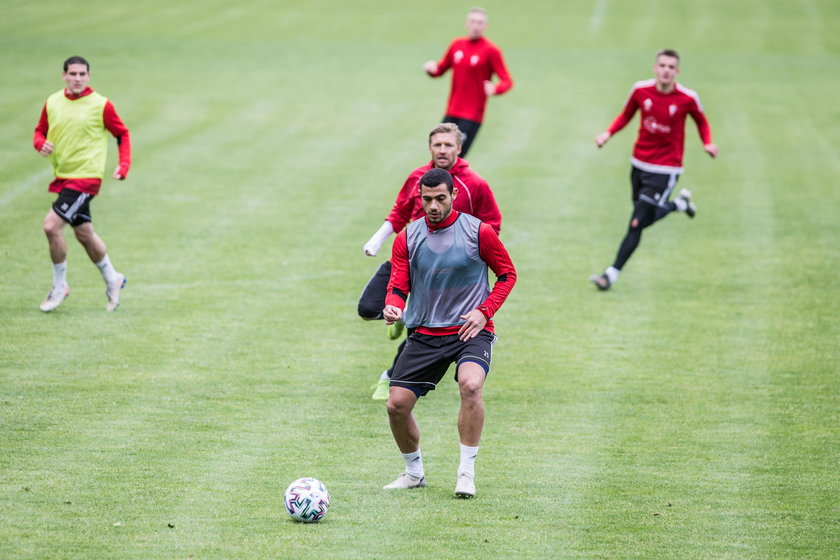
[428,123,462,146]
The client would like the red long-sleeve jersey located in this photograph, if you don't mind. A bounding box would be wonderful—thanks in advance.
[385,157,502,234]
[428,36,513,123]
[33,86,131,195]
[386,210,516,336]
[607,80,712,173]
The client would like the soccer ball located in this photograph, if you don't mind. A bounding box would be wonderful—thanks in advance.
[283,477,330,523]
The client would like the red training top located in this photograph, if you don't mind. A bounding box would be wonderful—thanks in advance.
[386,210,517,336]
[606,79,712,174]
[385,157,502,235]
[33,86,131,195]
[428,36,513,123]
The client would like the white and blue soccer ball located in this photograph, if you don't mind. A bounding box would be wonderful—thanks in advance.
[283,477,331,523]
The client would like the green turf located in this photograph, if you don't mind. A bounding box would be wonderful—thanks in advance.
[1,1,838,558]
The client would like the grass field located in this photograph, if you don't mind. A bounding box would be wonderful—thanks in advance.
[1,1,839,558]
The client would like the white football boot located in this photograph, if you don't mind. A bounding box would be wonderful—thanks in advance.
[383,472,426,490]
[40,284,69,312]
[678,188,697,218]
[454,471,475,498]
[105,273,126,312]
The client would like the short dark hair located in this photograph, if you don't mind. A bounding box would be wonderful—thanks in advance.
[656,49,680,63]
[419,168,454,193]
[63,56,90,72]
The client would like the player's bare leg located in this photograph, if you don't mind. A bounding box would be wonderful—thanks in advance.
[44,210,69,265]
[384,386,425,489]
[72,222,106,262]
[74,223,126,311]
[387,386,420,453]
[455,362,486,497]
[457,363,485,446]
[40,210,70,311]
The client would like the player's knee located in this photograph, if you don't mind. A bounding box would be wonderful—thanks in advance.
[457,367,485,401]
[459,380,483,402]
[386,393,413,418]
[44,222,60,237]
[357,301,383,320]
[630,205,655,230]
[43,214,62,236]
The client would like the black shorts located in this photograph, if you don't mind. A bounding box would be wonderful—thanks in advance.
[357,261,391,320]
[443,116,481,157]
[52,189,94,226]
[630,166,679,207]
[390,330,497,397]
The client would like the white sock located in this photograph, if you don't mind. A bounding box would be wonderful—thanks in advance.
[458,444,479,476]
[95,254,117,283]
[379,370,390,381]
[605,266,620,284]
[53,261,68,287]
[402,450,424,478]
[673,198,688,212]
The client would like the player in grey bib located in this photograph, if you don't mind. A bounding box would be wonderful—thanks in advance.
[404,212,489,329]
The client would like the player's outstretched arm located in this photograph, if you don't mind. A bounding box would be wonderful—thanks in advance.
[488,48,513,96]
[425,43,454,77]
[704,143,719,158]
[595,131,611,148]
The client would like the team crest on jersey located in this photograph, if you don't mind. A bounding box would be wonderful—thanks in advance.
[454,50,464,64]
[643,98,653,111]
[470,54,480,66]
[669,104,677,116]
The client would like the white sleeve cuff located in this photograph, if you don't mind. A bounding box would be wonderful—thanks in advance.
[363,221,395,256]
